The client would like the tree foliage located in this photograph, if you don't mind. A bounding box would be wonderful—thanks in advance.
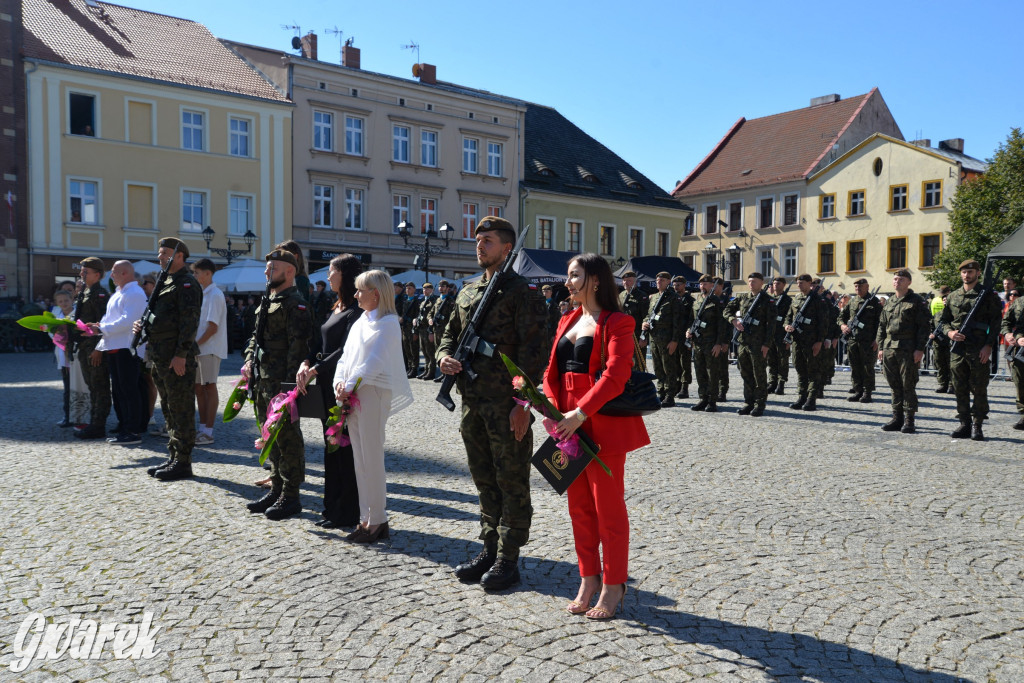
[928,128,1024,291]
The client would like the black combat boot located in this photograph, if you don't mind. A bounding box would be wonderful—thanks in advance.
[737,404,753,415]
[848,391,863,402]
[766,380,778,394]
[1014,416,1024,431]
[480,556,521,590]
[775,382,785,395]
[717,390,727,403]
[690,399,708,411]
[265,494,302,520]
[147,457,175,477]
[900,412,916,434]
[660,396,676,408]
[154,461,193,481]
[455,548,497,582]
[946,385,955,394]
[802,394,817,411]
[882,410,904,431]
[859,392,873,403]
[74,423,106,440]
[681,384,690,399]
[406,367,417,378]
[971,421,985,441]
[750,403,765,417]
[936,384,948,393]
[789,394,806,410]
[950,421,971,439]
[247,489,281,513]
[704,402,717,413]
[816,386,825,399]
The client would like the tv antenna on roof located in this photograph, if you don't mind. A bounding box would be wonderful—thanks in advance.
[401,41,420,64]
[325,26,343,62]
[281,24,302,51]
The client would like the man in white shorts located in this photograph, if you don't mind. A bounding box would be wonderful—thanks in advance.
[191,258,228,444]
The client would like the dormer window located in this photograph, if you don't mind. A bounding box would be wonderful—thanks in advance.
[577,166,598,183]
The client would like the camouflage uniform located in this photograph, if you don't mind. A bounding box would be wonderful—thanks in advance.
[430,292,456,367]
[244,286,312,498]
[723,290,777,411]
[715,292,731,398]
[821,297,841,387]
[784,291,828,404]
[642,289,684,399]
[73,282,111,429]
[689,292,728,404]
[400,295,421,374]
[840,293,883,396]
[940,284,1003,423]
[675,289,695,390]
[436,272,546,560]
[876,290,930,414]
[930,308,951,390]
[767,290,792,389]
[1000,296,1024,423]
[417,292,439,378]
[146,268,202,464]
[619,286,649,341]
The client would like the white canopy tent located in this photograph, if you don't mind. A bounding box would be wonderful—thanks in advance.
[212,259,267,293]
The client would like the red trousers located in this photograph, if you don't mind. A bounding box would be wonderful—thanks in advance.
[566,450,629,584]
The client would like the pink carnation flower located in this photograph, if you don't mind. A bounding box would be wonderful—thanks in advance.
[232,402,241,410]
[254,438,265,449]
[512,376,526,391]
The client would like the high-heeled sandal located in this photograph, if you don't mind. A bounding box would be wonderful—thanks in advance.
[585,585,626,620]
[566,583,601,615]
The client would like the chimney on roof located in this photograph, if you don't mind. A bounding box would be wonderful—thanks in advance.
[342,42,360,69]
[300,32,317,61]
[939,138,965,153]
[413,63,437,85]
[810,94,841,107]
[910,139,932,148]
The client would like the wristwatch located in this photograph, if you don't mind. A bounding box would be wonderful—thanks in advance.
[576,409,588,422]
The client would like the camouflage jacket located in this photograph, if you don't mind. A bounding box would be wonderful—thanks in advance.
[772,292,792,343]
[840,294,882,344]
[244,285,311,383]
[723,290,776,347]
[689,293,728,347]
[400,296,421,330]
[643,289,684,344]
[72,281,109,354]
[417,294,439,329]
[431,294,456,334]
[1000,296,1024,340]
[939,283,1003,352]
[876,290,930,352]
[785,292,828,345]
[619,287,649,335]
[146,268,202,360]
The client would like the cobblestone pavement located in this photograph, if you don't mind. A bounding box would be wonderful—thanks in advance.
[1,352,1022,682]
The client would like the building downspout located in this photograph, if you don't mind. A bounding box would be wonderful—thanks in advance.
[23,58,39,300]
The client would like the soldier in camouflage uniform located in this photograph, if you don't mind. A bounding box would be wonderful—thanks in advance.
[875,269,931,434]
[640,272,684,407]
[71,257,110,439]
[929,286,952,393]
[429,280,456,383]
[416,282,439,380]
[400,283,420,377]
[767,277,792,395]
[243,249,313,518]
[133,238,202,480]
[713,279,730,401]
[783,273,828,411]
[1001,289,1024,431]
[618,271,648,340]
[672,276,694,399]
[822,288,842,392]
[437,217,546,591]
[724,272,776,416]
[686,274,729,412]
[840,278,882,403]
[940,259,1004,441]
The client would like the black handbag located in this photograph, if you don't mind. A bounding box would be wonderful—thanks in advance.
[594,313,661,417]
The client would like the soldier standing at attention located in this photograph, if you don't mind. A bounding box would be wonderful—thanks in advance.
[71,257,110,439]
[618,271,648,339]
[686,274,729,412]
[1001,288,1024,431]
[437,217,546,591]
[712,278,731,402]
[724,272,776,416]
[840,278,882,403]
[243,249,312,518]
[940,259,1003,441]
[639,272,683,407]
[134,238,202,480]
[672,276,694,399]
[929,286,952,393]
[876,269,931,434]
[417,282,439,380]
[816,282,840,394]
[783,274,827,411]
[400,282,420,378]
[430,280,456,383]
[767,277,791,395]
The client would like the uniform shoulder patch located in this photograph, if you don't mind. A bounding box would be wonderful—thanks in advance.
[98,292,107,297]
[528,283,537,290]
[183,283,191,288]
[297,304,307,310]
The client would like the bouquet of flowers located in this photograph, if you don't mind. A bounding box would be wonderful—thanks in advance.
[254,387,301,465]
[18,312,93,352]
[500,353,610,476]
[222,377,252,423]
[324,378,362,452]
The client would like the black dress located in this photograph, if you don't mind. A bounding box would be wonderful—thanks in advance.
[308,302,363,525]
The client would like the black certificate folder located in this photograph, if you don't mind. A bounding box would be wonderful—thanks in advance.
[531,436,593,495]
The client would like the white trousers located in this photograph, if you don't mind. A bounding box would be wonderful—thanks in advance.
[348,384,392,525]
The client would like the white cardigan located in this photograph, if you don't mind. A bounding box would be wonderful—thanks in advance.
[333,309,413,416]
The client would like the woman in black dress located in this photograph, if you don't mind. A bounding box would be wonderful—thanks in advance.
[295,254,364,528]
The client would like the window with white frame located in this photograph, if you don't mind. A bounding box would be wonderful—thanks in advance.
[462,202,478,239]
[313,111,333,151]
[69,93,96,136]
[704,252,718,278]
[344,188,364,230]
[656,230,670,257]
[819,194,835,220]
[538,218,554,249]
[420,198,436,233]
[313,185,333,228]
[890,185,908,212]
[487,204,503,218]
[421,131,438,167]
[758,197,774,228]
[228,195,251,235]
[782,246,798,277]
[182,110,204,151]
[782,193,799,226]
[229,117,250,157]
[68,179,98,224]
[726,248,741,280]
[629,227,643,258]
[487,142,503,177]
[727,201,742,231]
[181,190,205,232]
[392,194,409,231]
[462,138,478,173]
[681,253,695,270]
[923,180,942,208]
[393,126,410,163]
[345,116,363,155]
[684,214,695,236]
[567,220,582,252]
[848,190,865,216]
[599,225,615,256]
[758,247,773,277]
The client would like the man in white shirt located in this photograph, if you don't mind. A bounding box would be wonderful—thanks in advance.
[191,258,228,444]
[89,260,148,445]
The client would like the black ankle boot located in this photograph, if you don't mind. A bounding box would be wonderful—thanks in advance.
[859,392,873,403]
[147,457,175,477]
[900,412,916,434]
[789,394,806,410]
[154,461,193,481]
[882,410,904,431]
[775,382,785,395]
[455,548,497,582]
[247,489,281,513]
[480,556,521,590]
[264,495,302,520]
[950,421,971,439]
[847,392,863,402]
[802,394,817,411]
[690,399,708,411]
[971,421,985,441]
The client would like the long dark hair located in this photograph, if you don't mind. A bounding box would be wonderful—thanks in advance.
[330,254,362,311]
[276,240,307,276]
[569,253,621,313]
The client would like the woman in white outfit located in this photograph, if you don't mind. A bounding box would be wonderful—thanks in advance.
[333,270,413,543]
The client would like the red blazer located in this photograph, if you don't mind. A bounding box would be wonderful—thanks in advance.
[542,308,650,455]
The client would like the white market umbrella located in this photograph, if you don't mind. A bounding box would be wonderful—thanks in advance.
[212,259,267,293]
[131,260,162,276]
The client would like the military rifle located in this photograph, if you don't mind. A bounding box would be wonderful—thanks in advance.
[638,289,667,344]
[948,270,998,356]
[131,241,180,354]
[731,286,770,345]
[249,265,272,400]
[436,224,531,412]
[782,281,828,346]
[840,285,881,344]
[684,290,712,350]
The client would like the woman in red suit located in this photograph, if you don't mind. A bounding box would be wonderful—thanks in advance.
[543,253,650,620]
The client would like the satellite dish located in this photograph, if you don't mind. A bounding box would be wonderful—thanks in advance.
[412,63,422,77]
[291,36,302,50]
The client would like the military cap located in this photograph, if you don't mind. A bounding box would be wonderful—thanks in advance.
[79,256,105,273]
[656,271,672,279]
[894,268,912,279]
[958,259,981,271]
[404,282,416,289]
[423,282,434,289]
[438,279,450,287]
[158,236,190,259]
[797,273,813,283]
[747,272,765,281]
[265,249,298,269]
[475,216,516,240]
[698,274,714,283]
[622,271,638,279]
[853,277,868,286]
[671,275,686,284]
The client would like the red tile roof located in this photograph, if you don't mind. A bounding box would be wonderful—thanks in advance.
[22,0,288,102]
[673,90,878,197]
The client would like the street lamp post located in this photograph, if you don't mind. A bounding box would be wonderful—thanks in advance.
[396,220,454,275]
[202,225,257,265]
[704,221,744,280]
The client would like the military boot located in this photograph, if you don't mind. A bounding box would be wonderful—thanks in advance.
[154,461,193,481]
[247,488,281,513]
[480,556,521,591]
[847,386,858,394]
[750,403,766,417]
[815,386,825,399]
[766,380,778,394]
[660,396,676,408]
[859,392,873,403]
[950,421,971,439]
[717,390,727,403]
[737,404,753,415]
[690,399,708,411]
[1014,416,1024,431]
[455,548,497,582]
[935,384,948,393]
[900,412,916,434]
[704,402,718,413]
[971,421,985,442]
[681,384,690,399]
[789,394,806,410]
[802,394,817,411]
[775,382,785,396]
[147,457,175,477]
[265,494,302,520]
[847,391,863,402]
[882,410,904,431]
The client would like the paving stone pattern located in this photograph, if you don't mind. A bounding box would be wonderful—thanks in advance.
[0,353,1022,681]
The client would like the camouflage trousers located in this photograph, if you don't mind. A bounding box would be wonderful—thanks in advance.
[717,345,730,394]
[950,350,991,422]
[460,398,533,559]
[692,343,723,402]
[1012,359,1024,415]
[402,327,419,373]
[882,348,920,413]
[932,342,950,387]
[822,343,837,382]
[419,329,437,376]
[736,343,769,408]
[151,352,197,464]
[77,346,111,427]
[768,340,790,384]
[791,342,824,399]
[255,380,305,497]
[847,340,876,393]
[650,340,680,397]
[677,343,692,385]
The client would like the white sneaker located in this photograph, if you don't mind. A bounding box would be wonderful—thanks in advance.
[195,432,215,445]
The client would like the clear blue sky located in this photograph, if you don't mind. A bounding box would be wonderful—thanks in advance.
[132,0,1022,193]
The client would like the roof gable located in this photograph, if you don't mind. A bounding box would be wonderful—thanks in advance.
[808,133,989,180]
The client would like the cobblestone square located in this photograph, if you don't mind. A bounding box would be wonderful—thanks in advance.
[1,352,1021,681]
